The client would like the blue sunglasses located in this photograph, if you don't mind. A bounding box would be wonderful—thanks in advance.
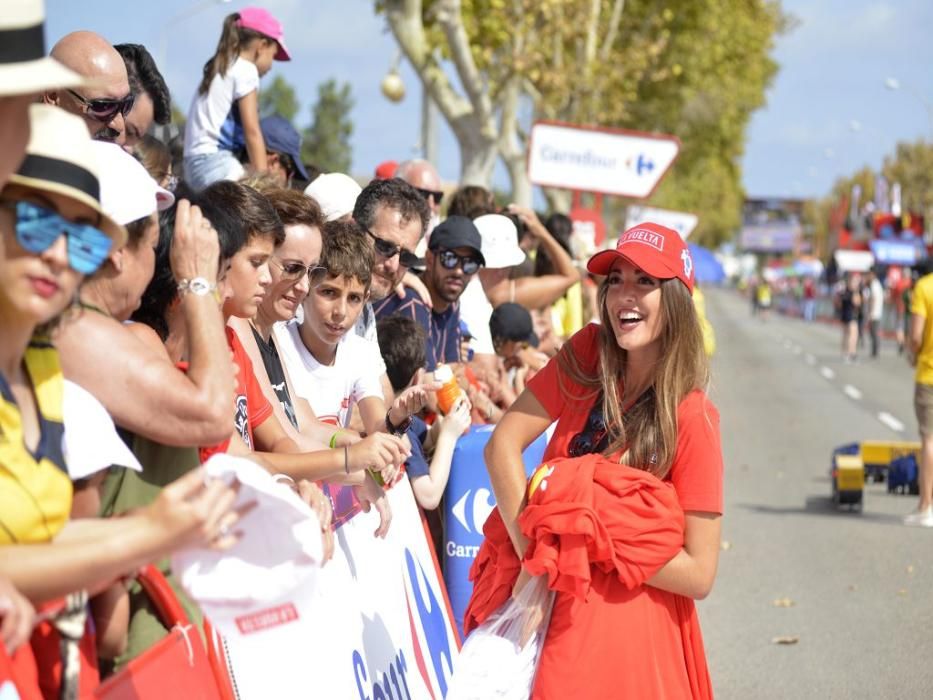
[9,200,113,275]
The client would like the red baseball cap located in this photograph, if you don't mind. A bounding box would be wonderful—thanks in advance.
[237,7,291,61]
[374,160,398,179]
[587,222,694,294]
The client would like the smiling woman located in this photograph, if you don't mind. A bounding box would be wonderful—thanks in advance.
[476,222,723,699]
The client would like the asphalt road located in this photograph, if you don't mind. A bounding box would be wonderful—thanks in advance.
[698,287,933,700]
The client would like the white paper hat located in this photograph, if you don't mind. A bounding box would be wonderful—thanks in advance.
[473,214,525,269]
[304,173,361,222]
[91,141,174,227]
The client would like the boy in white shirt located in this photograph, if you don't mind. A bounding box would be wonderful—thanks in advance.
[276,219,431,442]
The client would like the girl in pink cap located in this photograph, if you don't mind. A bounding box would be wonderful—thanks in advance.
[183,7,291,190]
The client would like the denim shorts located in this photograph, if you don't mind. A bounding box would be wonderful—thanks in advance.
[183,150,245,191]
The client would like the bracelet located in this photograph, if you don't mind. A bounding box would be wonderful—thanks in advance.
[344,445,349,474]
[329,431,339,449]
[272,474,296,487]
[385,411,412,436]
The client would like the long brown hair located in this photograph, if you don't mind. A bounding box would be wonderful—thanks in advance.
[198,13,269,95]
[557,277,709,478]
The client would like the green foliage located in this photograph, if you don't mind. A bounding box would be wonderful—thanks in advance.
[883,140,933,217]
[301,79,355,173]
[170,102,186,127]
[259,74,300,123]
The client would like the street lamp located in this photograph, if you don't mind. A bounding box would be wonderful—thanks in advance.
[883,76,933,132]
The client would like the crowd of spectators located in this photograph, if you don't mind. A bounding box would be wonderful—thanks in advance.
[0,3,598,695]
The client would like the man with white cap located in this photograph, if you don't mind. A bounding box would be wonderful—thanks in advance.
[0,0,95,187]
[304,172,361,222]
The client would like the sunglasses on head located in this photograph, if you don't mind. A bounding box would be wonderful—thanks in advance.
[568,398,609,458]
[416,187,444,205]
[66,89,135,123]
[363,228,421,268]
[6,200,113,275]
[437,249,481,275]
[270,257,327,286]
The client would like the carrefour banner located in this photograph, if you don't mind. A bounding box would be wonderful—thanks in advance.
[444,425,549,637]
[224,475,459,699]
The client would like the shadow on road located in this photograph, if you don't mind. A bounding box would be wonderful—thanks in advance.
[736,496,906,526]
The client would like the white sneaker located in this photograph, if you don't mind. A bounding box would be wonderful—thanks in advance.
[903,506,933,527]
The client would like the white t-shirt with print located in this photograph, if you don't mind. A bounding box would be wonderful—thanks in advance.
[184,57,260,156]
[274,320,384,427]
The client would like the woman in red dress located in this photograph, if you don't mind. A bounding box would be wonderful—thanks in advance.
[471,222,723,699]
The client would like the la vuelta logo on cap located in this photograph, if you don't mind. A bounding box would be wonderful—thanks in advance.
[621,228,664,252]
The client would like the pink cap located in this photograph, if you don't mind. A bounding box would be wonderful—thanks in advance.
[237,7,291,61]
[587,222,695,294]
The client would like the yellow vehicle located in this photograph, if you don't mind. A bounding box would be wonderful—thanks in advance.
[830,441,921,510]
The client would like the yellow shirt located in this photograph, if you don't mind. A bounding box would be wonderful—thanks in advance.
[910,274,933,386]
[551,282,584,338]
[693,286,716,357]
[0,339,72,544]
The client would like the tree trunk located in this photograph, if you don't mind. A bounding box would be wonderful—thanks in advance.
[454,123,498,185]
[544,187,573,213]
[503,152,532,206]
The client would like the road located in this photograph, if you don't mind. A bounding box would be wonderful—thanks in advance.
[698,287,933,699]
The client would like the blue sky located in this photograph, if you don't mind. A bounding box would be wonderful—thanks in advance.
[47,0,933,202]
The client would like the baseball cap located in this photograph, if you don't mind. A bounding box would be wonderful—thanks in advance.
[260,115,309,180]
[304,173,361,222]
[236,7,291,61]
[374,160,398,180]
[428,215,486,264]
[91,141,174,227]
[489,302,535,345]
[587,222,695,294]
[473,214,525,269]
[0,0,97,97]
[9,104,126,247]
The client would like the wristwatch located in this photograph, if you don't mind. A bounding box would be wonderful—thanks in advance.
[177,277,217,298]
[385,412,412,436]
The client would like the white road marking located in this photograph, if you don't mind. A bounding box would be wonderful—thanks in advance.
[805,354,816,365]
[843,384,862,400]
[878,412,905,433]
[820,366,835,380]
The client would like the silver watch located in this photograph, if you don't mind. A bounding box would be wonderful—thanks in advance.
[177,277,216,296]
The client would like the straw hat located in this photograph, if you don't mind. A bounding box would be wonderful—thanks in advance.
[7,104,126,246]
[0,0,94,97]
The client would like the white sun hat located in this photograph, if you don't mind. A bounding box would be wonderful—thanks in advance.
[0,0,96,96]
[91,141,174,227]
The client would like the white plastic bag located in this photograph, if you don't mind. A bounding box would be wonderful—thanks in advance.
[447,575,556,700]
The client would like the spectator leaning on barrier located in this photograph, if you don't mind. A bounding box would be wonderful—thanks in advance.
[45,31,133,145]
[377,315,472,511]
[114,43,170,150]
[906,264,933,527]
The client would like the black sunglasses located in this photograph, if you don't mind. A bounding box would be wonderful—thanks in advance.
[363,228,421,268]
[67,89,135,123]
[568,399,609,458]
[416,187,444,205]
[437,249,481,275]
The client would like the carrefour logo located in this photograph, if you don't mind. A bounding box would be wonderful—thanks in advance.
[451,487,495,535]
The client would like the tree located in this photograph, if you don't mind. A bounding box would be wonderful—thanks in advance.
[883,140,933,232]
[302,79,354,173]
[380,0,786,244]
[259,74,300,123]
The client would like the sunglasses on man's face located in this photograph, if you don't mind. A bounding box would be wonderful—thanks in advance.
[416,187,444,205]
[437,249,481,275]
[270,257,327,286]
[67,89,135,123]
[7,200,113,275]
[364,228,421,268]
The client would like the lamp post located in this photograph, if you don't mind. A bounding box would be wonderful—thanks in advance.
[884,76,933,133]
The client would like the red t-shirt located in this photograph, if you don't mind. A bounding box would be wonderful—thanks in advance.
[527,322,723,514]
[199,327,273,462]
